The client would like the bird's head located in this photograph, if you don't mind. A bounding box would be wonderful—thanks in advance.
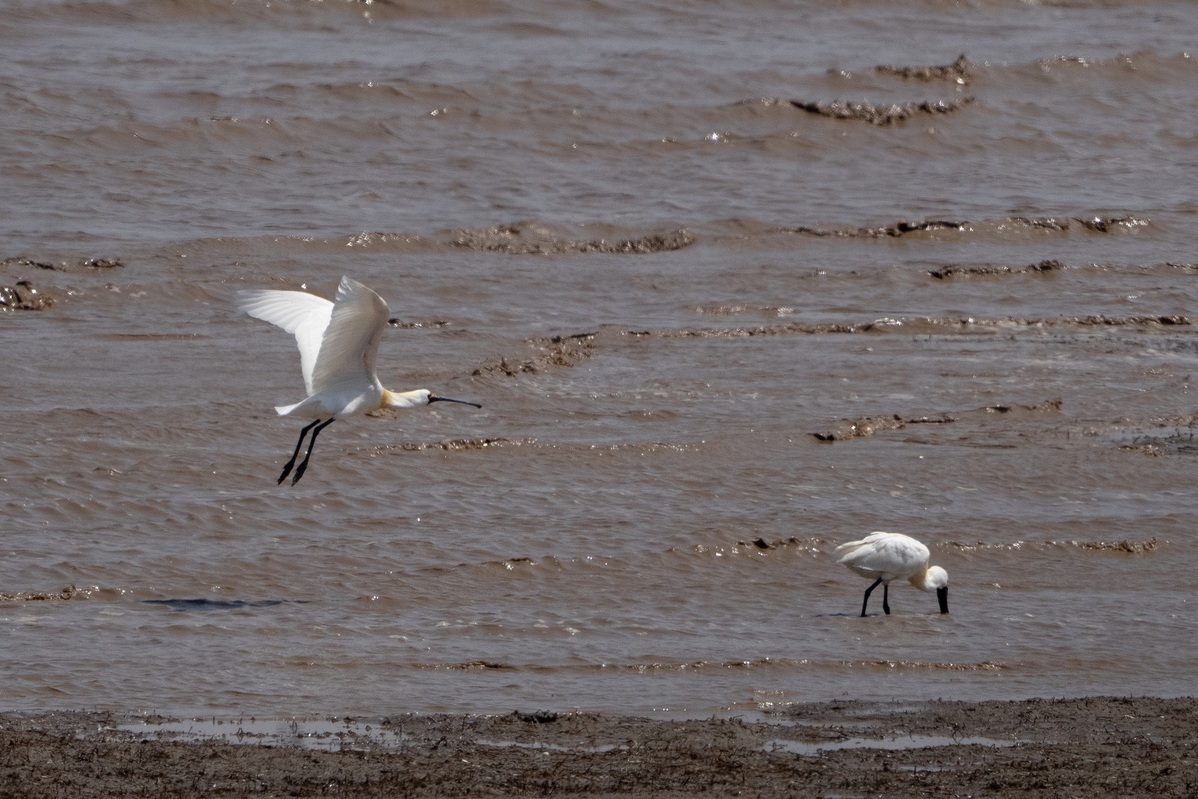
[384,388,481,409]
[925,565,949,614]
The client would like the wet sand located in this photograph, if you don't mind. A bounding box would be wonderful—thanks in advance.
[3,696,1195,797]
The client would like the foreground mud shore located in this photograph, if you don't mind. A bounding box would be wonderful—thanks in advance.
[2,696,1195,797]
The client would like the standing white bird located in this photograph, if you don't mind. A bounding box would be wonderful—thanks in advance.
[834,532,949,617]
[237,275,480,485]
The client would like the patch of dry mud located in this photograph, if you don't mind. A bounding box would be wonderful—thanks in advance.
[3,697,1197,798]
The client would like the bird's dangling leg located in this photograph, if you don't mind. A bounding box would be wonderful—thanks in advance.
[861,576,884,617]
[290,418,335,486]
[882,583,891,615]
[278,419,324,485]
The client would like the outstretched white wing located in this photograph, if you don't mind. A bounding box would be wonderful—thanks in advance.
[237,287,334,396]
[310,276,391,395]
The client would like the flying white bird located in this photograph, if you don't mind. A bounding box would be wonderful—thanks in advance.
[237,276,480,485]
[834,532,949,616]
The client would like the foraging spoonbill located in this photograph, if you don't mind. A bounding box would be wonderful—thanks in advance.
[237,276,480,485]
[834,532,949,616]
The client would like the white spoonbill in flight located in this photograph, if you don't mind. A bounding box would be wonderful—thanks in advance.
[237,275,481,486]
[834,532,949,617]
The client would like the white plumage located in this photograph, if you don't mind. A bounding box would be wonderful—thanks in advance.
[238,276,480,485]
[834,532,949,616]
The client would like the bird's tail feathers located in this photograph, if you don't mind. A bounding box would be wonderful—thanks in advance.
[275,401,304,416]
[833,540,865,562]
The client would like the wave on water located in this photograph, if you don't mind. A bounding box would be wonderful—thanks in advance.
[351,435,528,450]
[8,0,401,25]
[140,598,307,611]
[947,539,1159,554]
[199,213,1155,257]
[628,314,1191,342]
[0,585,79,602]
[451,224,695,255]
[787,97,975,127]
[405,657,1011,674]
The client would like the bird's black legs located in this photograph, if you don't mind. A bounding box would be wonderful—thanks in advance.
[882,583,891,615]
[278,419,323,484]
[861,576,884,617]
[279,419,334,485]
[289,418,335,486]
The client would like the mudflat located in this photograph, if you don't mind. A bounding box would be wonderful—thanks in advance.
[3,696,1194,797]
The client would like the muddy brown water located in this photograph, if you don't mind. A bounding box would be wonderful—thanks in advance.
[2,0,1197,718]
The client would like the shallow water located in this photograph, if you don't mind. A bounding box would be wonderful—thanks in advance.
[2,0,1197,718]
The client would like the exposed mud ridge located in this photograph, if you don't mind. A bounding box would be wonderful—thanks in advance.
[361,437,526,452]
[795,219,960,237]
[1011,216,1072,231]
[948,538,1158,554]
[473,332,597,377]
[1029,314,1189,327]
[386,317,450,329]
[929,259,1066,279]
[1075,215,1151,232]
[431,661,515,671]
[1120,442,1164,456]
[982,397,1063,414]
[479,314,1188,382]
[876,53,972,84]
[936,261,1198,277]
[0,280,53,311]
[82,257,124,269]
[843,660,1009,672]
[1070,538,1158,553]
[774,214,1149,238]
[647,315,1189,340]
[1115,414,1198,456]
[450,223,694,255]
[884,219,968,234]
[813,400,1060,443]
[1,256,124,271]
[772,219,967,238]
[789,96,974,126]
[644,321,871,339]
[0,585,77,601]
[344,231,428,248]
[812,413,955,442]
[617,658,785,673]
[738,536,825,551]
[1,256,60,271]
